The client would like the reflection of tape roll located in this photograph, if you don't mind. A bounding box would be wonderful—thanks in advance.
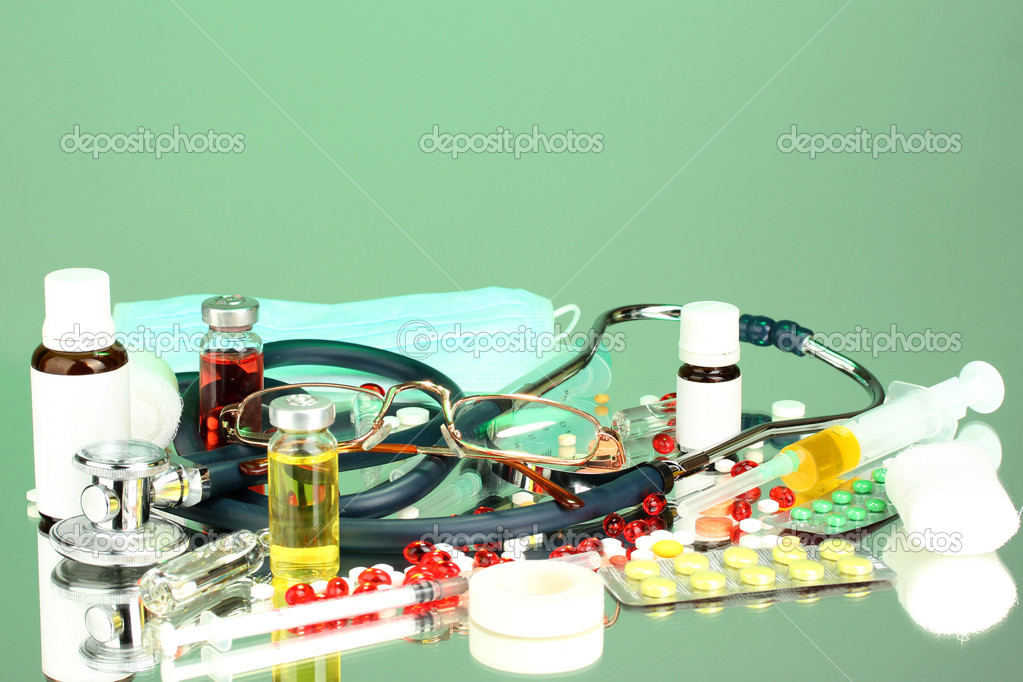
[468,561,604,673]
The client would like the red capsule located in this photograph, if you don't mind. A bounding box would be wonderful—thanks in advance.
[622,519,649,544]
[730,460,758,477]
[730,499,752,521]
[285,583,316,605]
[430,560,461,579]
[360,382,385,397]
[659,393,677,412]
[730,525,745,545]
[417,549,452,567]
[403,540,436,564]
[473,506,494,514]
[651,433,675,455]
[577,537,604,555]
[549,545,578,558]
[603,513,625,537]
[770,485,796,509]
[736,487,762,503]
[645,516,667,532]
[357,568,392,587]
[625,546,637,560]
[643,492,667,516]
[353,583,379,594]
[402,568,436,585]
[325,577,350,598]
[473,549,500,568]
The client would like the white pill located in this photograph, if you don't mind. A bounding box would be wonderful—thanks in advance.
[371,563,394,573]
[639,395,660,405]
[744,448,765,462]
[382,415,401,430]
[757,499,780,514]
[672,530,696,546]
[511,491,535,506]
[631,549,655,561]
[649,530,673,542]
[311,580,329,593]
[453,556,475,572]
[348,566,367,583]
[635,535,656,551]
[760,534,780,548]
[396,507,419,519]
[558,434,576,447]
[739,534,763,549]
[715,459,736,473]
[739,518,763,533]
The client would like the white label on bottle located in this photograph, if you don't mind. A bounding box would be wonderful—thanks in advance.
[675,374,742,451]
[31,365,131,519]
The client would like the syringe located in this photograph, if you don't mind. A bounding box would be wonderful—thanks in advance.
[675,361,1004,516]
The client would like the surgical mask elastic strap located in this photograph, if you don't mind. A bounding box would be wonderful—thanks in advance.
[553,304,581,344]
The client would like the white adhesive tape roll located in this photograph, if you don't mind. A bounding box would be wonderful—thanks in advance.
[469,620,603,675]
[468,561,603,639]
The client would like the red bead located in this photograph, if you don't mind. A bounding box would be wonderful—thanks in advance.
[360,382,385,397]
[770,486,796,509]
[352,613,379,625]
[730,525,745,545]
[402,568,435,585]
[285,583,315,605]
[642,492,667,516]
[651,433,675,455]
[578,537,603,555]
[730,499,752,521]
[625,546,636,560]
[603,513,625,537]
[473,549,500,568]
[357,568,391,587]
[417,549,452,566]
[325,577,350,598]
[730,460,758,477]
[430,560,461,579]
[737,487,762,503]
[622,519,649,544]
[403,540,436,564]
[473,506,494,514]
[645,516,667,532]
[353,583,379,594]
[549,545,578,558]
[659,393,677,412]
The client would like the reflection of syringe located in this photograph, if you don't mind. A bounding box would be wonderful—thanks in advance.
[388,470,483,519]
[676,362,1004,516]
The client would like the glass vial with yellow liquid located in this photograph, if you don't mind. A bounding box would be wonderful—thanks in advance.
[268,394,340,582]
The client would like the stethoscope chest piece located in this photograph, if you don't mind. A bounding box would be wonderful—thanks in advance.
[50,439,189,567]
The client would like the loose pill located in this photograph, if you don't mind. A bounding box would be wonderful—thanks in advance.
[640,577,678,598]
[672,529,696,546]
[865,497,888,513]
[788,559,825,581]
[635,535,656,551]
[757,499,780,514]
[772,537,807,565]
[557,434,576,447]
[674,553,710,576]
[624,559,660,580]
[837,556,875,576]
[649,529,673,542]
[739,534,763,549]
[594,393,610,404]
[714,459,736,473]
[739,518,763,533]
[652,540,685,558]
[739,565,777,586]
[819,538,855,561]
[695,516,733,540]
[690,570,727,591]
[722,546,759,568]
[845,506,868,522]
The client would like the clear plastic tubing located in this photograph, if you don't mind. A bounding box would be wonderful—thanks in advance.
[158,551,600,656]
[162,608,465,682]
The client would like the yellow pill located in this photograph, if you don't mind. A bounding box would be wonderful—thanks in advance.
[722,546,759,569]
[594,393,610,404]
[652,540,685,558]
[837,556,874,577]
[595,406,609,417]
[624,559,660,580]
[640,577,678,598]
[739,565,777,586]
[788,559,825,581]
[772,537,807,566]
[819,538,855,561]
[690,570,727,591]
[673,553,710,576]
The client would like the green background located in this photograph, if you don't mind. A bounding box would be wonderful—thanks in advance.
[3,1,1021,679]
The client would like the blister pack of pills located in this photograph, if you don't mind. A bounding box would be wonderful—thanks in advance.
[763,468,897,537]
[599,537,895,609]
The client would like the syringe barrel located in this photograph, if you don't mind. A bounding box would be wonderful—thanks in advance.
[842,386,947,467]
[676,453,797,518]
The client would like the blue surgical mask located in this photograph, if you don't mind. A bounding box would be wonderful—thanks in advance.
[112,287,599,394]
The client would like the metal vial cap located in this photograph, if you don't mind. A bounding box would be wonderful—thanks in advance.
[202,295,260,328]
[269,394,336,431]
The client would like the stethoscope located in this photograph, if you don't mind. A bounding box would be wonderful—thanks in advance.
[145,304,885,552]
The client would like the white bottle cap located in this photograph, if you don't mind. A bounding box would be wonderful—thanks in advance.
[42,268,117,352]
[772,400,806,420]
[678,301,740,366]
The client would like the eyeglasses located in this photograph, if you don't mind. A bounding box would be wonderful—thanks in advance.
[219,381,627,509]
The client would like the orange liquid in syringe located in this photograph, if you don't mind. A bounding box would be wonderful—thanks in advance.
[781,425,861,498]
